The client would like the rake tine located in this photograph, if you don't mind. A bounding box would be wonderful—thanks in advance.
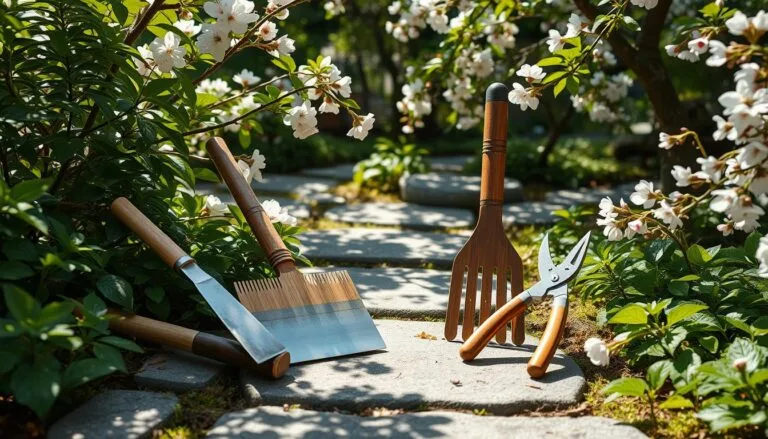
[509,264,526,345]
[478,267,493,327]
[445,264,466,340]
[495,268,508,344]
[461,267,479,341]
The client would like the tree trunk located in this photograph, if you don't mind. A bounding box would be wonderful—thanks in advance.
[538,102,575,168]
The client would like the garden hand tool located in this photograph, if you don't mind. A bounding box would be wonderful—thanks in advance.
[105,309,289,379]
[459,232,591,378]
[445,83,525,345]
[110,197,289,373]
[205,137,386,364]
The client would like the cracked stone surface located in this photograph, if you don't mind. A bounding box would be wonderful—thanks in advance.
[401,173,523,209]
[241,320,585,415]
[324,202,474,230]
[207,407,646,438]
[134,351,226,391]
[48,390,178,439]
[299,228,468,268]
[302,266,453,318]
[503,202,570,226]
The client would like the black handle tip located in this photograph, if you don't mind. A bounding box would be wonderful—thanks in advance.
[486,83,508,102]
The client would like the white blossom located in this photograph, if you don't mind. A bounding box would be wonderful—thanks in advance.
[258,21,277,41]
[515,64,545,83]
[625,219,647,238]
[658,132,674,149]
[261,199,298,226]
[671,166,693,187]
[204,195,229,216]
[756,235,768,278]
[507,82,539,111]
[584,338,609,366]
[725,11,749,36]
[203,0,259,35]
[174,19,201,37]
[630,0,658,10]
[706,40,727,67]
[269,34,296,57]
[233,68,260,88]
[687,37,709,55]
[319,96,339,114]
[283,101,319,139]
[653,200,683,230]
[546,29,565,53]
[196,23,231,62]
[347,113,375,140]
[134,44,156,77]
[149,32,187,73]
[630,180,659,208]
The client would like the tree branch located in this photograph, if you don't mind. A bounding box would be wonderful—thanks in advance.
[637,0,672,52]
[572,0,638,69]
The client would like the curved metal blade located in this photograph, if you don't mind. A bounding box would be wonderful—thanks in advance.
[180,263,286,364]
[558,232,592,283]
[538,233,554,280]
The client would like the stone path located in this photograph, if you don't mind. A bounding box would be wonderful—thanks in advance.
[50,165,651,437]
[401,173,524,209]
[241,320,585,415]
[48,390,178,439]
[208,407,646,438]
[325,202,474,230]
[300,228,468,268]
[299,156,474,183]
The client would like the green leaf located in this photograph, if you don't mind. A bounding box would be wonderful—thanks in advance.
[608,304,648,325]
[2,238,38,261]
[659,394,694,409]
[667,302,708,326]
[726,338,765,372]
[602,377,648,400]
[145,286,165,303]
[10,179,48,202]
[238,128,252,149]
[83,293,107,316]
[668,281,689,297]
[10,362,60,419]
[96,274,134,310]
[745,232,761,258]
[686,244,713,266]
[3,285,40,321]
[647,360,672,391]
[193,168,220,183]
[0,261,34,280]
[701,335,719,354]
[553,78,567,97]
[0,318,23,338]
[543,70,567,84]
[61,357,119,391]
[675,274,700,282]
[537,57,563,67]
[93,343,127,373]
[97,336,144,353]
[36,301,75,329]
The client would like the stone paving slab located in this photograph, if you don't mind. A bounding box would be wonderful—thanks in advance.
[545,187,618,206]
[325,202,474,230]
[303,267,454,318]
[300,228,468,268]
[428,155,474,173]
[252,174,337,197]
[298,192,347,207]
[207,407,646,438]
[135,351,226,391]
[401,173,523,209]
[48,390,178,439]
[301,164,356,182]
[503,202,570,226]
[241,320,585,415]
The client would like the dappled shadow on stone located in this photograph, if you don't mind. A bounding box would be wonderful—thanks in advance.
[325,202,474,230]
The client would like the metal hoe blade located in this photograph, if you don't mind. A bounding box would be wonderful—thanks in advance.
[180,262,287,364]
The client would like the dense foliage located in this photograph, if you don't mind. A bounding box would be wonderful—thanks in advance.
[353,136,429,193]
[0,0,369,419]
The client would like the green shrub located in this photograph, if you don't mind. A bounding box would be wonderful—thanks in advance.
[353,137,429,193]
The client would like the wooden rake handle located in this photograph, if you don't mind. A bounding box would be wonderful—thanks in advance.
[459,297,568,379]
[480,83,509,205]
[205,137,296,273]
[107,309,289,379]
[111,197,191,269]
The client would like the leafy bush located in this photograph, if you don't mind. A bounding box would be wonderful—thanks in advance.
[463,137,646,189]
[353,137,429,193]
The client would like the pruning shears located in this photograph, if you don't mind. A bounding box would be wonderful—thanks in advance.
[459,232,591,378]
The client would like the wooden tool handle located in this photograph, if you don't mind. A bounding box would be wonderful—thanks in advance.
[107,310,289,379]
[205,137,295,273]
[479,83,509,204]
[111,197,189,269]
[527,303,568,378]
[459,295,527,361]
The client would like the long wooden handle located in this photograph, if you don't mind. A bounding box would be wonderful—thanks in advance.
[111,197,189,269]
[479,83,509,204]
[205,137,295,273]
[107,310,289,379]
[527,303,568,378]
[459,295,527,361]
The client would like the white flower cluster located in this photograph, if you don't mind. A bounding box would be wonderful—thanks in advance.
[570,71,633,123]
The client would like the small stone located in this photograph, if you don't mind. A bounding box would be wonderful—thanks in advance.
[207,407,647,438]
[135,351,226,391]
[503,202,570,226]
[401,173,524,209]
[300,228,468,268]
[48,390,178,439]
[241,320,585,415]
[324,202,474,230]
[300,164,356,182]
[428,155,474,173]
[252,174,337,197]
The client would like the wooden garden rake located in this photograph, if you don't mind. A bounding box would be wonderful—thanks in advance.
[444,83,525,345]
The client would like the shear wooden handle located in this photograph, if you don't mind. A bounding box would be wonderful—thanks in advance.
[106,310,289,379]
[111,197,190,269]
[459,295,527,361]
[480,83,509,204]
[527,303,568,378]
[205,137,295,273]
